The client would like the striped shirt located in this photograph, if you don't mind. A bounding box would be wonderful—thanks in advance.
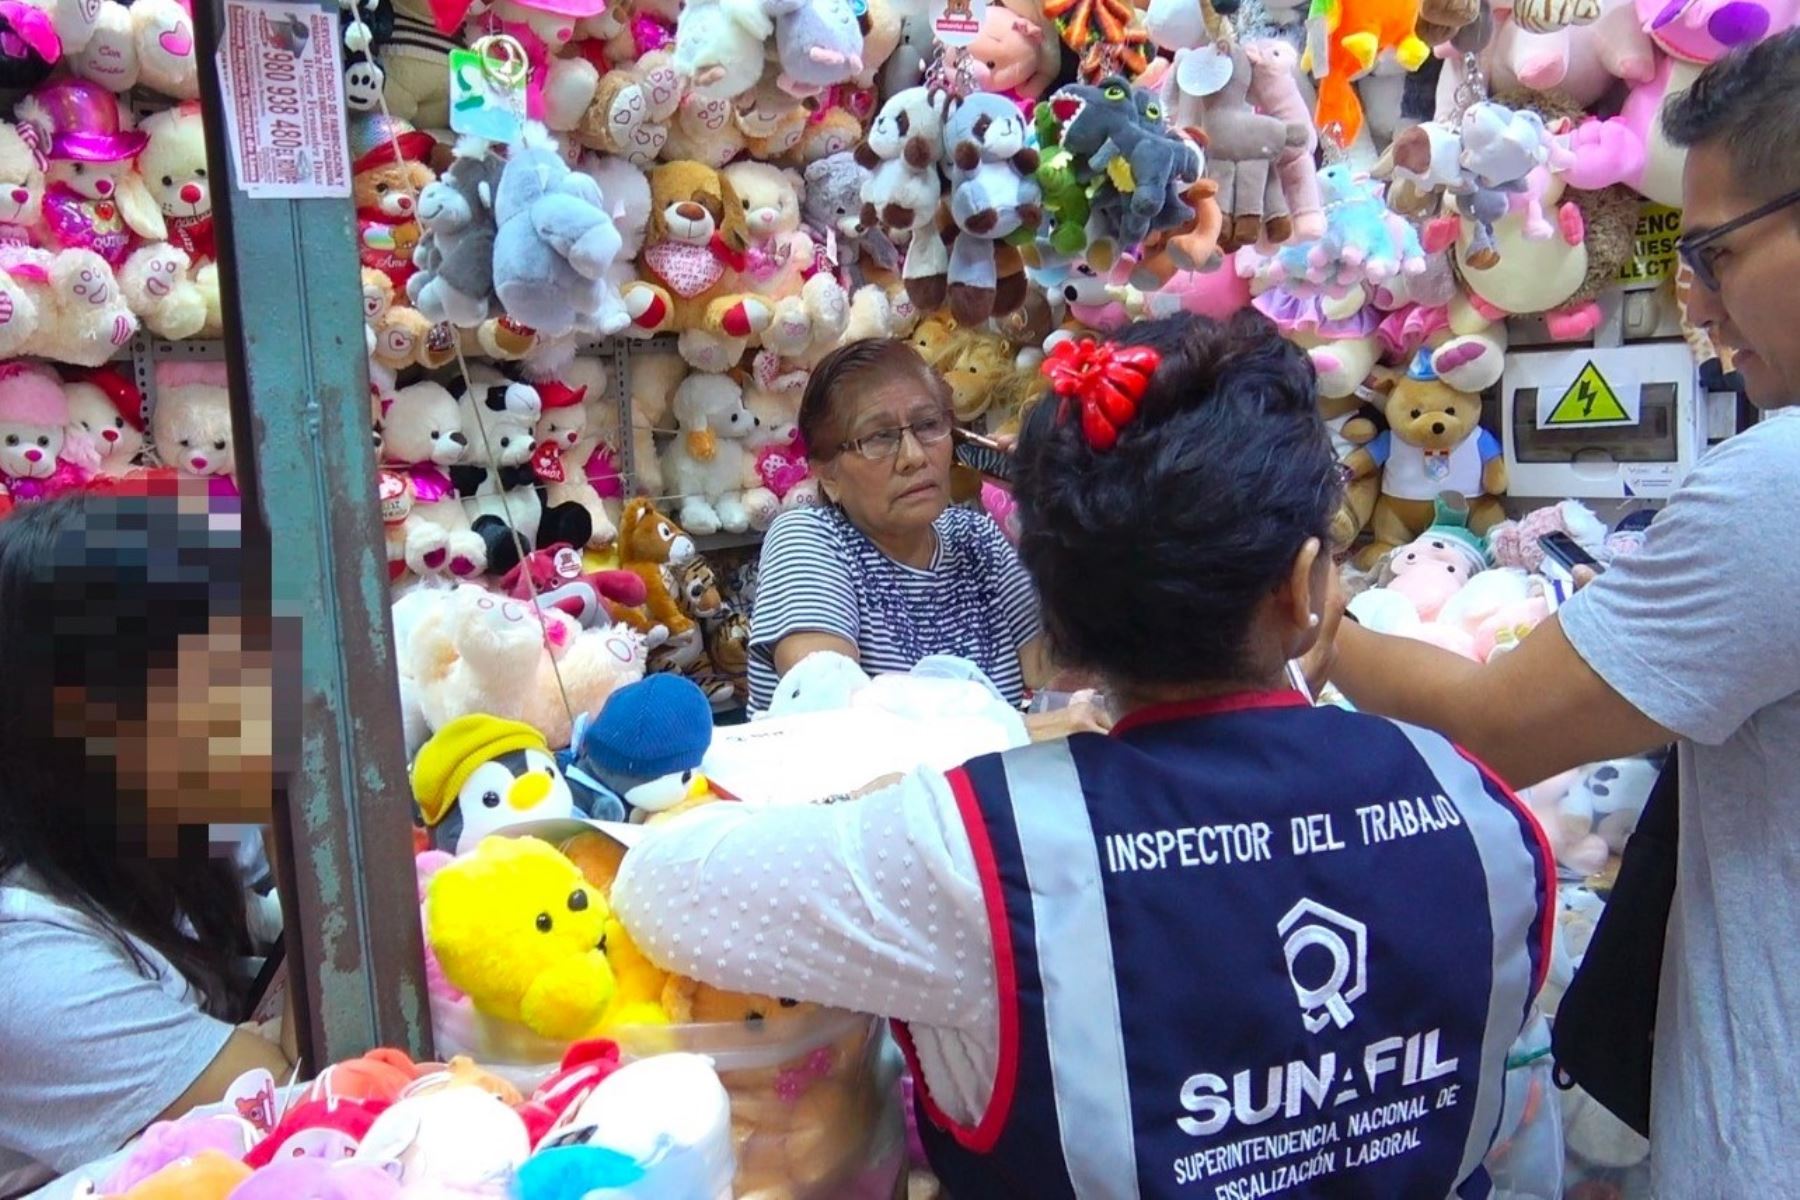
[748,504,1040,713]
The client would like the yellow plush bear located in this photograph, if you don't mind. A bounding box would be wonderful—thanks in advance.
[425,837,618,1042]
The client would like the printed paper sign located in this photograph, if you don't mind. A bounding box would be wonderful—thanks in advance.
[1535,360,1640,429]
[929,0,987,46]
[1615,203,1681,289]
[216,0,352,199]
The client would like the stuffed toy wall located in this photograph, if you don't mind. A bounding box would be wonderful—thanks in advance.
[9,0,1788,1191]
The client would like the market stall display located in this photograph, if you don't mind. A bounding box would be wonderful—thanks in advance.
[3,0,1788,1187]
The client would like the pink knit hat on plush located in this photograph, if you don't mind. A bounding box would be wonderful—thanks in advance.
[0,362,68,427]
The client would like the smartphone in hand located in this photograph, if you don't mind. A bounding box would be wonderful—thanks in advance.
[1538,532,1602,612]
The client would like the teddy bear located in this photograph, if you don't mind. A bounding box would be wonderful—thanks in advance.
[672,0,767,100]
[857,85,946,239]
[662,370,759,535]
[16,80,167,267]
[740,383,812,525]
[65,365,144,476]
[1345,354,1506,564]
[0,119,41,248]
[788,81,875,168]
[802,152,899,285]
[0,362,100,504]
[526,363,623,549]
[491,123,628,339]
[408,136,502,327]
[407,581,648,748]
[624,160,774,367]
[365,269,445,397]
[576,49,682,166]
[660,90,749,167]
[725,159,852,362]
[627,349,683,500]
[348,114,436,289]
[150,361,237,497]
[378,379,490,579]
[449,367,597,578]
[0,244,138,366]
[733,76,812,163]
[425,835,618,1041]
[129,101,222,336]
[658,975,893,1200]
[70,0,197,98]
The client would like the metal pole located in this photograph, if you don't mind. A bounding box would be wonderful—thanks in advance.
[194,0,432,1066]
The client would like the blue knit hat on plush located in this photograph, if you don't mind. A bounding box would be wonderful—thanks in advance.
[567,675,714,817]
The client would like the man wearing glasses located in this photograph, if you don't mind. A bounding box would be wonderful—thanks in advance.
[1320,30,1800,1196]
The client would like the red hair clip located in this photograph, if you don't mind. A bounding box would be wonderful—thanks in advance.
[1040,338,1161,452]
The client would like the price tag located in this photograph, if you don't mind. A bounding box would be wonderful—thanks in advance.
[929,0,987,47]
[449,38,528,143]
[215,0,351,199]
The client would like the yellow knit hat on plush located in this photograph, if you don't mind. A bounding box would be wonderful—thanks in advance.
[412,715,548,828]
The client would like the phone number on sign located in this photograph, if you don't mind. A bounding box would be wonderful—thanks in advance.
[258,47,305,150]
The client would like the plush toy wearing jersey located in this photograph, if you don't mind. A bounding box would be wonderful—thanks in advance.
[1348,352,1506,564]
[411,713,578,853]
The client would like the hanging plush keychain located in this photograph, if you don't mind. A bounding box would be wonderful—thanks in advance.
[448,33,531,144]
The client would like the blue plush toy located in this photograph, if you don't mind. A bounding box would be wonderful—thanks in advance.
[1269,164,1426,297]
[561,674,714,822]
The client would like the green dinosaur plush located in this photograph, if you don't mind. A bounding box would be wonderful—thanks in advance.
[1030,100,1092,257]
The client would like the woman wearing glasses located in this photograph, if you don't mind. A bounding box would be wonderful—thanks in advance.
[749,338,1105,737]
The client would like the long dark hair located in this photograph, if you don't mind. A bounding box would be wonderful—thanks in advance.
[0,492,256,1020]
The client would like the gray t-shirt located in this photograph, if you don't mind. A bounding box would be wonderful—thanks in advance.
[1559,408,1800,1197]
[0,874,232,1197]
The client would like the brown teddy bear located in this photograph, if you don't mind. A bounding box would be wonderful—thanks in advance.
[622,161,774,362]
[1346,361,1507,566]
[659,976,893,1200]
[349,116,437,290]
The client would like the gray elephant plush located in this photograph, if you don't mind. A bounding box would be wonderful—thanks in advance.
[409,137,503,327]
[491,123,626,339]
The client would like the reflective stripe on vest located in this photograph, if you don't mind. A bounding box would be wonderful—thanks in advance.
[1004,740,1143,1200]
[912,700,1553,1200]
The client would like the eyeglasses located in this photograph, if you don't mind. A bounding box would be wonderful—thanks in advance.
[1677,186,1800,292]
[839,412,954,461]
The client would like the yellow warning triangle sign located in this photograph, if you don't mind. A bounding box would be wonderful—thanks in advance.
[1546,362,1631,425]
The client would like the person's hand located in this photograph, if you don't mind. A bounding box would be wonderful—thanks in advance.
[1299,565,1349,695]
[1024,693,1114,742]
[993,433,1017,453]
[1572,564,1600,591]
[851,773,905,798]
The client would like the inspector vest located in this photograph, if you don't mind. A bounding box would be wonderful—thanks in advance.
[898,691,1553,1200]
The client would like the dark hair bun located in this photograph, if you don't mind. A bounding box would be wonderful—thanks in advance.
[1015,312,1339,685]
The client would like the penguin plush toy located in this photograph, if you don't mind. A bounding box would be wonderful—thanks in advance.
[412,715,578,854]
[562,676,715,823]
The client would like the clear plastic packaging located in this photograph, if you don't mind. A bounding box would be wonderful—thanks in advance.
[1483,1017,1565,1200]
[611,1011,907,1200]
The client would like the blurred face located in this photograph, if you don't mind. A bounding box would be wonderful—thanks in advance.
[1679,142,1800,409]
[107,616,276,856]
[819,375,955,541]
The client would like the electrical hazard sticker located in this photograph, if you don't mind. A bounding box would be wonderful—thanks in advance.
[1537,361,1639,429]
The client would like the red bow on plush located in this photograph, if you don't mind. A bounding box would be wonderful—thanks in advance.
[1040,338,1160,452]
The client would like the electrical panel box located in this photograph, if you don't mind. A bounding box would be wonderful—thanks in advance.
[1501,342,1704,500]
